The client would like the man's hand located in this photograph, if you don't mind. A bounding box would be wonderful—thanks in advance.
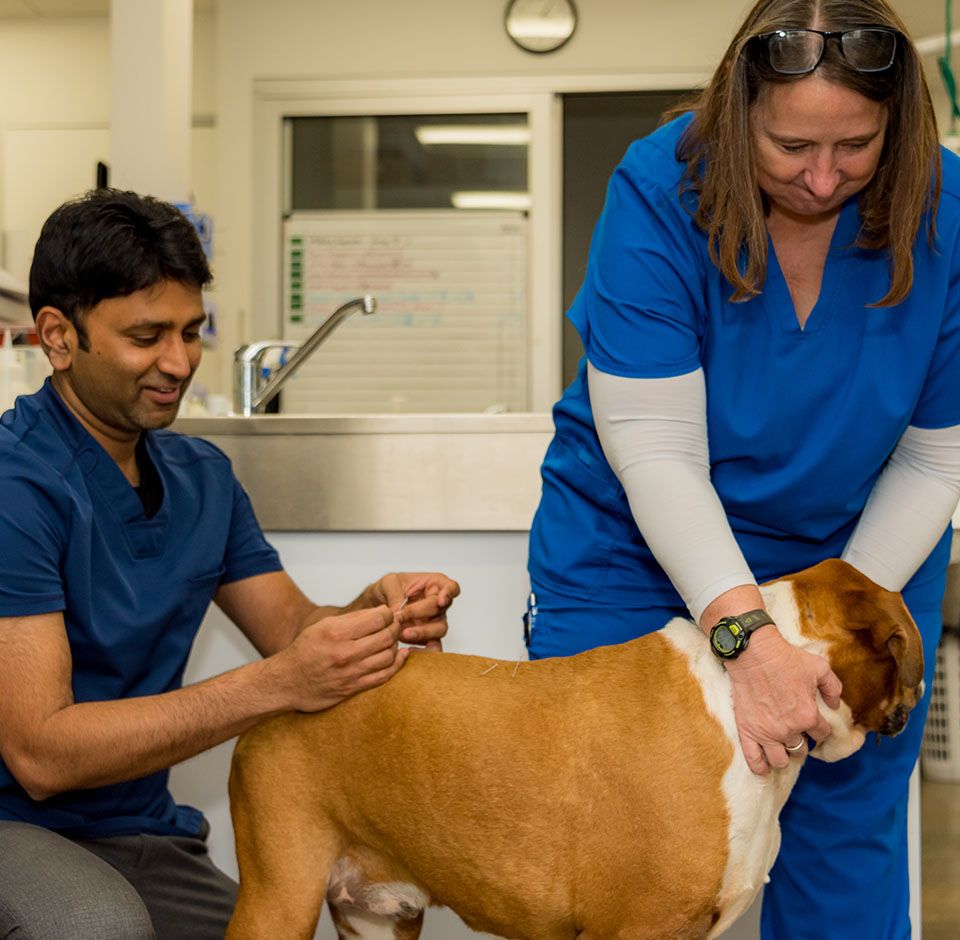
[275,606,408,712]
[726,626,843,775]
[368,572,460,651]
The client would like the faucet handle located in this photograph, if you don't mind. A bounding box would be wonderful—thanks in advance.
[234,339,294,365]
[234,340,301,415]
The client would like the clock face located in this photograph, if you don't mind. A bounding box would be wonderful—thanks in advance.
[505,0,578,54]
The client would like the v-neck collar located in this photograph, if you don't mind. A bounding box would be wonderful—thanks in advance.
[33,380,170,556]
[764,197,862,335]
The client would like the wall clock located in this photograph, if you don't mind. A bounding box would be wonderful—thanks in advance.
[505,0,578,54]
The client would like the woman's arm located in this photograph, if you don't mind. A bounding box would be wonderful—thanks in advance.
[842,424,960,589]
[588,363,752,622]
[589,363,841,774]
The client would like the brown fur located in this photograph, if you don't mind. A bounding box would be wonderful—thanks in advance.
[225,560,922,940]
[786,559,924,732]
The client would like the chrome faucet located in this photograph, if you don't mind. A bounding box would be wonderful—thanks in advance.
[233,295,377,416]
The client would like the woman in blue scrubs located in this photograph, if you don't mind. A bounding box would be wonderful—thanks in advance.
[527,1,960,937]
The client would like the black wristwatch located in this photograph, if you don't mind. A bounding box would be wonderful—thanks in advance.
[709,609,775,660]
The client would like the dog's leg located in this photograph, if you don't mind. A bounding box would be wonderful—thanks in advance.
[228,814,338,940]
[227,728,341,940]
[329,903,424,939]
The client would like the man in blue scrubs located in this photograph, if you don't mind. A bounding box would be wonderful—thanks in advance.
[0,189,459,940]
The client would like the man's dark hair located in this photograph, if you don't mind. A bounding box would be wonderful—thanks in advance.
[29,188,213,348]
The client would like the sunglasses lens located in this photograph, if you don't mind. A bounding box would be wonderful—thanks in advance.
[766,31,824,74]
[841,28,897,71]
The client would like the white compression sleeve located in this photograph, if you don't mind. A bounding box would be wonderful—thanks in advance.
[842,424,960,591]
[588,363,756,623]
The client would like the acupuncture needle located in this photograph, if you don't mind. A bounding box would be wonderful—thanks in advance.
[396,583,425,614]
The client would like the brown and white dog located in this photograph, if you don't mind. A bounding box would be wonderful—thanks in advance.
[225,559,924,940]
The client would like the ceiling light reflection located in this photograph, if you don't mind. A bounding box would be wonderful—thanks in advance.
[450,191,532,210]
[415,125,531,146]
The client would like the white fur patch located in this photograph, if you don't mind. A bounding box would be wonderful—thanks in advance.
[761,580,822,653]
[335,908,403,940]
[763,581,865,763]
[363,882,427,919]
[661,584,810,939]
[810,705,864,762]
[327,857,428,921]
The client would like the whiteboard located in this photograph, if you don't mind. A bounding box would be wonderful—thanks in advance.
[279,211,528,414]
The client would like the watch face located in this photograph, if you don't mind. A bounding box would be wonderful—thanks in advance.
[505,0,578,54]
[712,624,738,655]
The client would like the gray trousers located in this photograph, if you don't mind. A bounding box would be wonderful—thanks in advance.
[0,821,237,940]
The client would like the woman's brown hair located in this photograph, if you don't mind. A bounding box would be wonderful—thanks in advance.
[672,0,940,306]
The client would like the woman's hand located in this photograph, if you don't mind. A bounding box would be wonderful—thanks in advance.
[369,572,460,651]
[725,625,843,775]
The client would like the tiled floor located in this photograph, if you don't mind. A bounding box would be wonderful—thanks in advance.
[921,778,960,939]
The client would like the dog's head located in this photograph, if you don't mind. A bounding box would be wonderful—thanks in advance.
[765,559,925,763]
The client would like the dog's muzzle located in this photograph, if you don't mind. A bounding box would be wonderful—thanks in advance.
[879,705,910,738]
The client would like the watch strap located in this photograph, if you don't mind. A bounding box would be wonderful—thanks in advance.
[736,609,775,633]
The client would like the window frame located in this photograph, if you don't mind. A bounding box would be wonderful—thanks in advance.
[252,73,704,411]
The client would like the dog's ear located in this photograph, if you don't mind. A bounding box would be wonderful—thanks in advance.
[871,613,924,690]
[819,561,924,690]
[784,560,924,690]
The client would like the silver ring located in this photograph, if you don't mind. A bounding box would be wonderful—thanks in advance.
[784,738,806,753]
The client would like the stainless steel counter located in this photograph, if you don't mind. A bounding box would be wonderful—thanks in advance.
[174,413,554,531]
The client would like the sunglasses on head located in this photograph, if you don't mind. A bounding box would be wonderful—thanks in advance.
[752,26,901,75]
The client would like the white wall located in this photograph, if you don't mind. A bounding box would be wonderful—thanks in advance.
[0,10,217,242]
[0,8,218,375]
[0,17,107,289]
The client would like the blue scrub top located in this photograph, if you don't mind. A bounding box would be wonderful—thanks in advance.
[0,380,282,837]
[529,113,960,610]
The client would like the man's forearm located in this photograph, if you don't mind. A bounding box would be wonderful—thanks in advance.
[16,656,291,802]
